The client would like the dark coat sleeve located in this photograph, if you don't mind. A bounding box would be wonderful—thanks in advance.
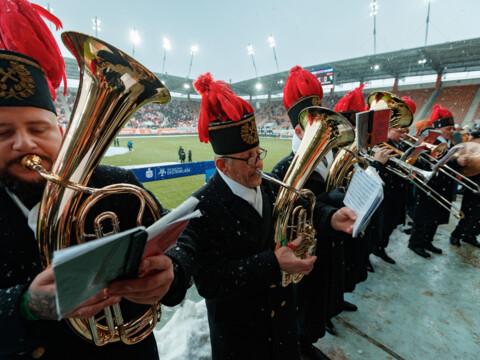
[172,208,282,301]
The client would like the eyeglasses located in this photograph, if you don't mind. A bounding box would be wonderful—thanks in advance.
[221,148,267,166]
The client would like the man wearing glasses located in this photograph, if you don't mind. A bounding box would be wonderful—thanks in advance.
[165,73,321,359]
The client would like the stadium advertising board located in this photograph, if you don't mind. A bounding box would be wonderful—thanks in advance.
[123,160,215,182]
[311,68,334,86]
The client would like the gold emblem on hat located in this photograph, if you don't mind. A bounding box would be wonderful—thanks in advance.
[241,119,259,145]
[312,96,321,106]
[0,61,35,100]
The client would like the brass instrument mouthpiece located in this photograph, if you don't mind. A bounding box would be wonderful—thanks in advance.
[21,154,43,170]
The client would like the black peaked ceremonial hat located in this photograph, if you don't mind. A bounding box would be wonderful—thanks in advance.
[0,0,66,114]
[194,72,259,155]
[0,50,56,114]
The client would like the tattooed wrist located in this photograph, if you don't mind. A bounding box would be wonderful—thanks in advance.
[27,286,57,320]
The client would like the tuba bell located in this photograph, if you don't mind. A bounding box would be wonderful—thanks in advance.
[21,31,171,345]
[270,107,355,286]
[367,91,414,129]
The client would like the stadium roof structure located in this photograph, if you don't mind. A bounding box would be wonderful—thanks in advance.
[64,37,480,97]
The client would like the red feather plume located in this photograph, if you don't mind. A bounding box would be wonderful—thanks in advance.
[194,72,253,143]
[334,84,366,112]
[401,96,416,115]
[430,104,453,125]
[0,0,66,99]
[283,65,323,110]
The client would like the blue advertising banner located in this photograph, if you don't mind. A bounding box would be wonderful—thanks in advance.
[122,160,216,183]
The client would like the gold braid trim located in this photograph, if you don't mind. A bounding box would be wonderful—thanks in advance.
[0,53,43,72]
[208,115,255,131]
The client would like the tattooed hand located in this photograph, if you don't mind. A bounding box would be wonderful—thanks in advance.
[28,267,121,320]
[27,267,57,320]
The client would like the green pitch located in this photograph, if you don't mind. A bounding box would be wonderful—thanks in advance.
[101,136,292,209]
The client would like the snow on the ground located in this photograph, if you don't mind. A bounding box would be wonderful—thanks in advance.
[155,299,211,360]
[104,146,130,157]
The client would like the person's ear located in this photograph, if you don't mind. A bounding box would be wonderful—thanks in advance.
[215,157,228,175]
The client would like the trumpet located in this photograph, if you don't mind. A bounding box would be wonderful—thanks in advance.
[365,146,464,219]
[401,134,480,194]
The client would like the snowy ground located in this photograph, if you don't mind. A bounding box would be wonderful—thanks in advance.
[154,197,478,360]
[104,146,130,157]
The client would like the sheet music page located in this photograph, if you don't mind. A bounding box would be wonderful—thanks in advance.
[145,196,200,241]
[356,111,369,151]
[343,166,384,237]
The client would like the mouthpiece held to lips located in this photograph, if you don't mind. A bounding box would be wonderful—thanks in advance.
[21,154,43,170]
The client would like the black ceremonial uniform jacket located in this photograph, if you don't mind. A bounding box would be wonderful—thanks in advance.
[368,139,409,248]
[272,153,354,342]
[413,138,459,225]
[0,165,166,360]
[166,170,336,360]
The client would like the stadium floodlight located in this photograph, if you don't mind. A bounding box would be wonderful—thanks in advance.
[268,35,280,73]
[184,83,190,89]
[424,0,432,46]
[374,64,380,70]
[255,82,262,90]
[187,45,198,79]
[130,27,141,58]
[247,44,258,77]
[268,36,275,48]
[92,16,101,37]
[277,79,284,85]
[162,37,170,74]
[370,1,378,54]
[418,58,427,64]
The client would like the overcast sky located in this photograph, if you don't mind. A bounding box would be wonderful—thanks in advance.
[37,0,480,83]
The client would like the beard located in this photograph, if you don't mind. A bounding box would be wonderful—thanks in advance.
[0,172,47,210]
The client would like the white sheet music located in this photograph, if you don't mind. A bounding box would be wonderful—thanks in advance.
[343,166,384,237]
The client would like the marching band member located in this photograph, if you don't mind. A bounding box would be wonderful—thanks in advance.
[450,129,480,248]
[0,1,174,358]
[166,72,316,360]
[408,105,469,258]
[272,66,357,360]
[366,97,416,264]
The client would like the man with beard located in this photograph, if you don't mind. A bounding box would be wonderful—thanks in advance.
[0,1,174,358]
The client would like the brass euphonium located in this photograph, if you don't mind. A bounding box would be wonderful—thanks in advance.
[325,141,369,192]
[271,107,355,286]
[21,32,171,345]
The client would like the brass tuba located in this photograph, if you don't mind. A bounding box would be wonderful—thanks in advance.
[367,91,414,129]
[21,32,171,345]
[271,107,355,286]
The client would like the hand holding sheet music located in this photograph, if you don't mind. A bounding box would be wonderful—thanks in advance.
[52,197,201,318]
